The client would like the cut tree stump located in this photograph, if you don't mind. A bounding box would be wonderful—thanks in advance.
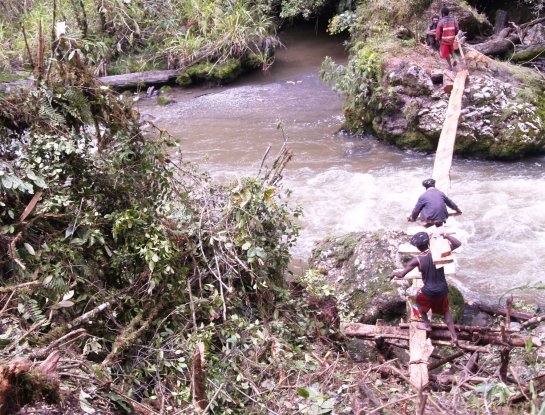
[0,351,61,415]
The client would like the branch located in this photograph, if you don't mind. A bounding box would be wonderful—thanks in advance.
[0,280,41,293]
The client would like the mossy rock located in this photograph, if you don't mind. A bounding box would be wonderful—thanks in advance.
[310,230,407,324]
[176,59,244,86]
[395,130,435,151]
[448,284,464,322]
[156,96,173,106]
[159,85,172,93]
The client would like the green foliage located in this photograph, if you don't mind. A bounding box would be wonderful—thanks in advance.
[321,45,382,110]
[299,269,336,298]
[0,0,279,80]
[0,34,303,412]
[328,11,357,35]
[279,0,327,19]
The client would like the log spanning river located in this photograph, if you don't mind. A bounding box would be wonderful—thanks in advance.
[139,24,545,305]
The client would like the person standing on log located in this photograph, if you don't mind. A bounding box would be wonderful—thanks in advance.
[391,231,461,344]
[408,178,462,227]
[427,15,440,52]
[436,7,459,70]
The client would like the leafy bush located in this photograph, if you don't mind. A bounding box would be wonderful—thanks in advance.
[0,32,303,412]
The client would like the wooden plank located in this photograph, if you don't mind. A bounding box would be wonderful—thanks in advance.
[407,225,456,236]
[429,235,452,264]
[398,243,420,255]
[444,262,456,276]
[432,69,469,192]
[409,308,433,391]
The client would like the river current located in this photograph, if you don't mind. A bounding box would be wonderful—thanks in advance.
[139,25,545,304]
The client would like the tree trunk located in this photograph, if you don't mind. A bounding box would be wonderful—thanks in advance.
[494,10,508,35]
[472,34,519,56]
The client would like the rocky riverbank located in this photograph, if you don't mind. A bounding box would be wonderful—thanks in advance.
[323,0,545,159]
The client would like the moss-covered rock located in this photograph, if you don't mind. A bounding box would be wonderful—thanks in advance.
[156,95,173,106]
[310,230,466,324]
[326,0,545,160]
[448,284,464,322]
[310,231,408,324]
[176,56,261,86]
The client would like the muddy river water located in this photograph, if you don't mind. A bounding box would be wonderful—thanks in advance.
[139,25,545,304]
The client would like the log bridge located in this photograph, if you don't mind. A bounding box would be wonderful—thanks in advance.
[345,54,543,411]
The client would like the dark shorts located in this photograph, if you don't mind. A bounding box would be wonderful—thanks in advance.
[440,43,454,58]
[416,291,449,315]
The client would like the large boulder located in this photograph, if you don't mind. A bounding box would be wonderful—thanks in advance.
[352,59,545,159]
[309,231,408,324]
[337,0,545,159]
[309,231,466,324]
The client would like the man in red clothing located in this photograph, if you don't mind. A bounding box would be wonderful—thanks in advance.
[436,7,459,70]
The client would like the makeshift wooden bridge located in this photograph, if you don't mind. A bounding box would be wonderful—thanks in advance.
[343,51,543,412]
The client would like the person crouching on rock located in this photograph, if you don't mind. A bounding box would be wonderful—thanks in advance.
[436,7,459,70]
[390,231,461,344]
[427,15,440,52]
[408,178,462,227]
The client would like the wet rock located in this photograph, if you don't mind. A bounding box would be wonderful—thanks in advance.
[471,311,493,327]
[309,231,408,324]
[310,230,467,324]
[388,64,434,97]
[523,23,545,46]
[352,60,545,159]
[341,0,544,160]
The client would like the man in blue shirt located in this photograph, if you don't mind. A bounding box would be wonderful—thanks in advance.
[408,178,462,226]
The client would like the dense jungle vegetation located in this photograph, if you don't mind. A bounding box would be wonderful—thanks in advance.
[1,0,545,413]
[0,0,354,82]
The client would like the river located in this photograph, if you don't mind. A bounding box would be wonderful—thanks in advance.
[138,24,545,305]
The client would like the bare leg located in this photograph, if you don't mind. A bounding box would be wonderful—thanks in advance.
[417,310,432,332]
[444,310,458,344]
[445,55,453,70]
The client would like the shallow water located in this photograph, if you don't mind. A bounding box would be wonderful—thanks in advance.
[138,24,545,304]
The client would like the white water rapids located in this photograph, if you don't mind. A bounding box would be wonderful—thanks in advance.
[139,25,545,304]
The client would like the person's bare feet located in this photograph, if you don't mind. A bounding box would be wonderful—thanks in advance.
[417,322,432,332]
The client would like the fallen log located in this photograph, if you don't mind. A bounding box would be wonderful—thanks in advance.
[477,303,534,321]
[99,69,180,88]
[510,374,545,403]
[520,16,545,30]
[511,44,545,62]
[520,314,545,330]
[428,350,465,370]
[0,69,181,93]
[342,322,541,348]
[0,351,61,415]
[472,34,519,56]
[399,322,519,334]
